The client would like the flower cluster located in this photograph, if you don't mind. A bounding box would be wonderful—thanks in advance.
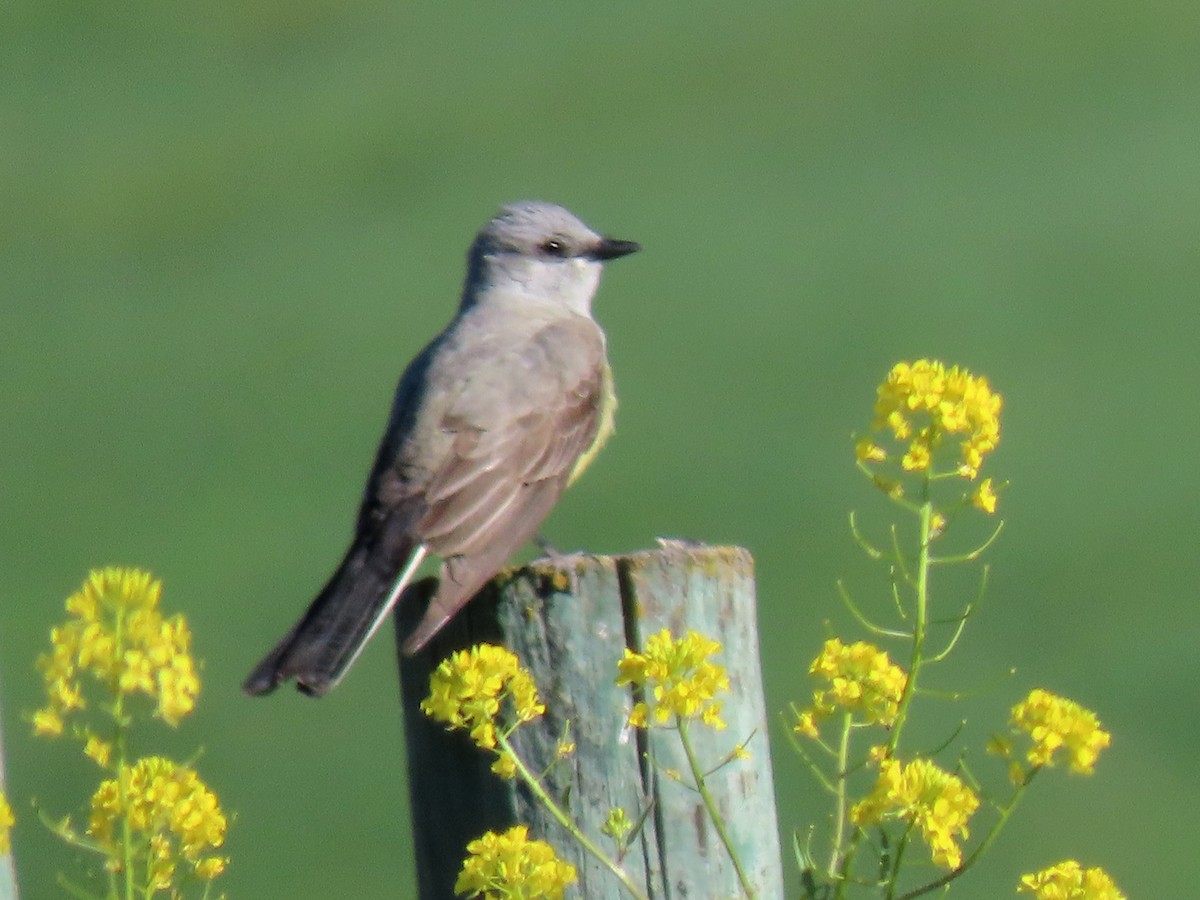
[34,568,200,733]
[794,638,907,737]
[851,758,979,869]
[1019,859,1125,899]
[0,789,13,855]
[616,629,729,730]
[861,359,1002,484]
[421,644,545,751]
[89,756,227,887]
[455,825,577,900]
[1010,689,1111,775]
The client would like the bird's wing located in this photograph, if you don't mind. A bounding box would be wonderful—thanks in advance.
[420,372,602,554]
[398,315,608,651]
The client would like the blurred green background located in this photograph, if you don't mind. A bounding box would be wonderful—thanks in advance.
[4,2,1198,897]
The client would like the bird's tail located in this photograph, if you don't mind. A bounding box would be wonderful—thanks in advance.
[243,541,422,697]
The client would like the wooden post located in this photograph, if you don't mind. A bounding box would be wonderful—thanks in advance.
[0,675,18,900]
[397,543,784,900]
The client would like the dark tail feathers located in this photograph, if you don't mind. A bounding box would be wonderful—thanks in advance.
[243,543,402,698]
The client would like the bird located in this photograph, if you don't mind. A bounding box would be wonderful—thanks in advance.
[243,201,639,697]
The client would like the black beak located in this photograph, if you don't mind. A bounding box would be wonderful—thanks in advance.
[590,237,641,261]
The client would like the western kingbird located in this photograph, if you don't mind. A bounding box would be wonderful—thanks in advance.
[244,201,639,697]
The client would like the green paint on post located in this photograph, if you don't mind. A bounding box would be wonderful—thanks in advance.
[398,543,783,900]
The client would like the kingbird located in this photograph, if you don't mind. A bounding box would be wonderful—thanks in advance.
[244,201,639,697]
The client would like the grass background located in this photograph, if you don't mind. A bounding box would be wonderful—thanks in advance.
[4,2,1198,896]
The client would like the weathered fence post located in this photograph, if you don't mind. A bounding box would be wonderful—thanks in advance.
[397,542,784,900]
[1,675,18,900]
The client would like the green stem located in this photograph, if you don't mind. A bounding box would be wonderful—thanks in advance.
[834,487,936,898]
[886,495,933,757]
[826,713,852,877]
[56,873,107,900]
[677,718,757,899]
[495,732,649,900]
[110,604,136,900]
[883,824,914,900]
[832,835,860,900]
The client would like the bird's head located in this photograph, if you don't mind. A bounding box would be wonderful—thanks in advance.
[464,201,639,316]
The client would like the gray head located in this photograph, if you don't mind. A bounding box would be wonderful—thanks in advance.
[462,201,639,315]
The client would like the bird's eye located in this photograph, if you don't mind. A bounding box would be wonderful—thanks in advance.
[541,238,568,257]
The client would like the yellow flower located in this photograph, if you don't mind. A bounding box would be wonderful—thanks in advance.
[793,710,819,739]
[88,756,227,882]
[34,569,200,733]
[627,702,649,729]
[1011,689,1111,774]
[148,833,175,890]
[929,512,947,538]
[867,359,1002,481]
[194,856,227,879]
[797,638,908,733]
[616,629,729,730]
[0,789,14,855]
[855,438,887,463]
[1019,859,1125,899]
[455,825,577,899]
[84,735,113,768]
[901,441,932,472]
[490,753,518,781]
[421,644,545,750]
[851,758,978,869]
[32,707,64,737]
[972,478,998,514]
